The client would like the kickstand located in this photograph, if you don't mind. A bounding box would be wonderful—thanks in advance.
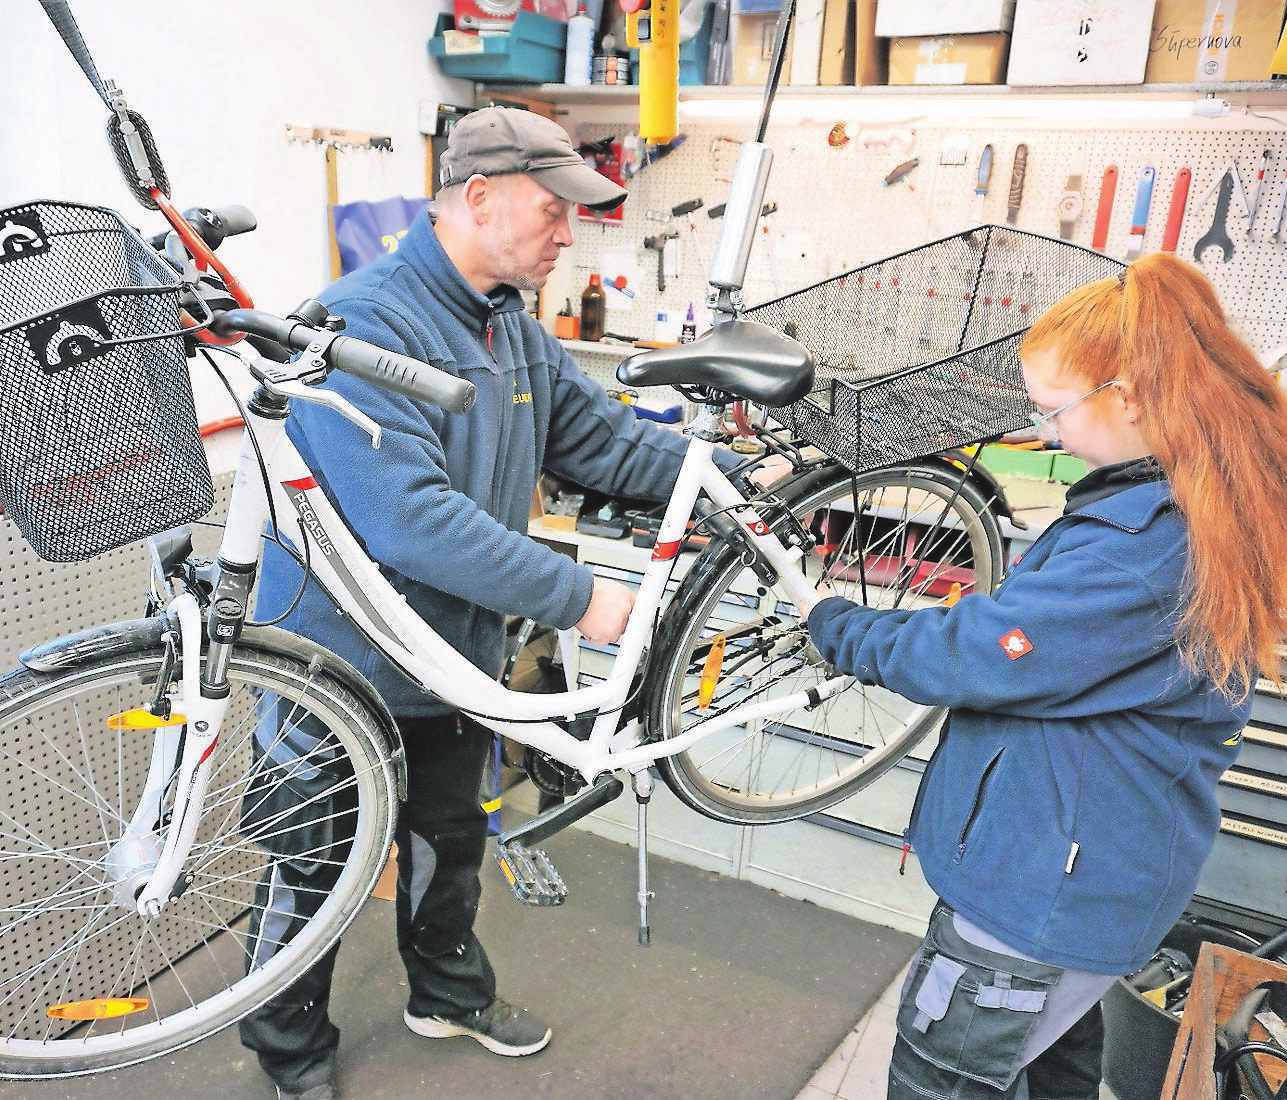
[633,769,655,947]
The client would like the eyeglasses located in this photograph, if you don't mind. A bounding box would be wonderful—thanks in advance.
[1027,380,1119,444]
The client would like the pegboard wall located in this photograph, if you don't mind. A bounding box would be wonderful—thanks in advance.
[556,108,1287,366]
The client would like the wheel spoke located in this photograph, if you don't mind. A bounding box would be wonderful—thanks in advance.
[656,462,1001,823]
[0,645,394,1075]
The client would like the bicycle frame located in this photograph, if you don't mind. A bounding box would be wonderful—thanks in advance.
[210,364,846,787]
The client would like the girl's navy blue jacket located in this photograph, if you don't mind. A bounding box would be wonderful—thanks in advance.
[808,469,1249,975]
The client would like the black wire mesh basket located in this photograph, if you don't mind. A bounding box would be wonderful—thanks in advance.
[0,200,214,561]
[747,225,1126,473]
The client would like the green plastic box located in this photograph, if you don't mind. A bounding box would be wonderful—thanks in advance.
[1050,452,1089,484]
[428,12,565,84]
[979,444,1054,481]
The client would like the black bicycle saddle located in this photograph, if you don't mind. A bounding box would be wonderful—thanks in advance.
[616,317,815,407]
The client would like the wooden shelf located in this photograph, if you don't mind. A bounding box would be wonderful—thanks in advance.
[485,80,1287,109]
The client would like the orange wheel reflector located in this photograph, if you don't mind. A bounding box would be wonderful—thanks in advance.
[47,997,150,1020]
[697,635,726,710]
[945,582,963,607]
[107,709,186,731]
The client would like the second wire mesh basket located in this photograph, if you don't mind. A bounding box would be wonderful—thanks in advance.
[749,226,1126,473]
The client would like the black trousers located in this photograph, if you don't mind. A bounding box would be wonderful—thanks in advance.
[239,711,497,1092]
[887,1005,1104,1100]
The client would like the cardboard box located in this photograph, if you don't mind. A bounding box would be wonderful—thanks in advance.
[1147,0,1286,83]
[818,0,854,84]
[789,0,826,84]
[851,0,888,85]
[1006,0,1156,85]
[875,0,1016,37]
[888,32,1010,84]
[790,0,883,87]
[731,9,793,85]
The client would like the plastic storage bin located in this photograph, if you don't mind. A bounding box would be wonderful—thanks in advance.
[428,12,565,84]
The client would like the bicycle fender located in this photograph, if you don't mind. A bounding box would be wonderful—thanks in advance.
[20,616,171,672]
[18,619,406,798]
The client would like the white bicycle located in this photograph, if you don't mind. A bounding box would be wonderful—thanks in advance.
[0,176,1025,1075]
[0,0,1140,1077]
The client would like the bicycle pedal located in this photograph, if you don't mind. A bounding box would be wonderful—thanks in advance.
[495,841,568,907]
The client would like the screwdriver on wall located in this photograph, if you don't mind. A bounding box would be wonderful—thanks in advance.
[974,144,993,225]
[1007,144,1028,225]
[1247,149,1272,234]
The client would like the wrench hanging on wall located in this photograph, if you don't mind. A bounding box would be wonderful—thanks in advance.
[1194,163,1250,264]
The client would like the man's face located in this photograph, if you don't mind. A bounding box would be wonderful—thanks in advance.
[479,174,575,292]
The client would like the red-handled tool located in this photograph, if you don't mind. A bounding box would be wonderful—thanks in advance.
[1161,167,1191,254]
[1091,165,1118,252]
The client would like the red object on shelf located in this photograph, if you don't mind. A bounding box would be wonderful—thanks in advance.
[452,0,536,31]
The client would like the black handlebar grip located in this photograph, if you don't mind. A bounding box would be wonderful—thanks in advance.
[216,204,257,237]
[327,334,476,414]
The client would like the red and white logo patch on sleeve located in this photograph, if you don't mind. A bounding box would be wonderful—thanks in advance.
[999,628,1034,659]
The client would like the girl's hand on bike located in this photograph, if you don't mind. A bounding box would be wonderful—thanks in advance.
[797,578,838,620]
[576,576,636,646]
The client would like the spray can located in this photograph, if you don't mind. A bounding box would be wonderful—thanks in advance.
[564,5,594,86]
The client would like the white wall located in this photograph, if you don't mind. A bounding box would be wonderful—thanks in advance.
[2,0,471,314]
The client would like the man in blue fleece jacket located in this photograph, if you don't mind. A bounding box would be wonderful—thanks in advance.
[240,107,720,1100]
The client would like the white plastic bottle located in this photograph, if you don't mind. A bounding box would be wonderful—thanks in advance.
[564,5,594,86]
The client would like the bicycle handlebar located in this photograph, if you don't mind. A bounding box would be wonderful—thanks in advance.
[211,307,477,415]
[149,203,257,253]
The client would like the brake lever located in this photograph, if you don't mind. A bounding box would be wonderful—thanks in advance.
[258,374,384,448]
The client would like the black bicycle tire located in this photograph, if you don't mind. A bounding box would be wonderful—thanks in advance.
[647,458,1004,825]
[0,635,398,1078]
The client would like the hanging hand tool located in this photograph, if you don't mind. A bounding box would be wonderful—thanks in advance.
[1124,167,1156,261]
[1160,167,1191,254]
[974,144,993,225]
[1056,174,1084,240]
[644,231,678,291]
[1247,149,1272,234]
[1194,164,1250,263]
[1274,163,1287,242]
[1091,165,1118,252]
[883,157,919,188]
[1006,144,1028,225]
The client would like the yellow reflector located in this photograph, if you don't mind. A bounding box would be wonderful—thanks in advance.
[945,582,963,607]
[107,709,186,731]
[47,998,150,1020]
[697,635,726,710]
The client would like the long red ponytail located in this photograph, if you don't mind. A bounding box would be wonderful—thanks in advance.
[1021,253,1287,700]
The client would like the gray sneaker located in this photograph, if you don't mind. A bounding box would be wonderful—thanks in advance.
[403,998,552,1056]
[276,1083,336,1100]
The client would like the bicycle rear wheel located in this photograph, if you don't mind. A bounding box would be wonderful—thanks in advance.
[649,459,1004,824]
[0,633,397,1077]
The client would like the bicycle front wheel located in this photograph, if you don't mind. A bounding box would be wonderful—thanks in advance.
[650,459,1004,824]
[0,633,398,1078]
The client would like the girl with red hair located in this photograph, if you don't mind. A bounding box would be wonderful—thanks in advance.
[805,252,1287,1099]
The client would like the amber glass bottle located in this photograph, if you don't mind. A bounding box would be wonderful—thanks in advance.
[580,274,606,342]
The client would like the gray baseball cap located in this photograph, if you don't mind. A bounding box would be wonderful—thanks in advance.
[438,106,627,211]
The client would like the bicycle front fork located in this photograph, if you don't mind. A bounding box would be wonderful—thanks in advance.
[128,591,232,916]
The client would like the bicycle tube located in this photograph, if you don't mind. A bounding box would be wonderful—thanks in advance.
[644,459,1003,825]
[0,627,399,1078]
